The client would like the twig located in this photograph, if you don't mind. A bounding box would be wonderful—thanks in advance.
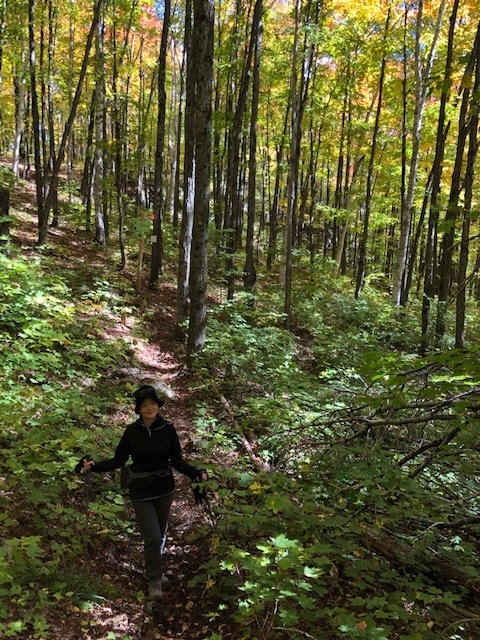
[219,394,271,473]
[440,616,480,637]
[398,426,461,467]
[272,628,317,639]
[409,427,461,478]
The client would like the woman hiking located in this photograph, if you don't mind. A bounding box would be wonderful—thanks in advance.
[77,384,207,600]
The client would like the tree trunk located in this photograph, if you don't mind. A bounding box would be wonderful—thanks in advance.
[0,187,10,248]
[284,0,318,327]
[186,0,214,362]
[435,25,480,343]
[361,526,480,598]
[455,35,480,347]
[243,0,263,295]
[112,0,138,270]
[150,0,171,286]
[176,0,194,329]
[29,0,46,240]
[0,0,5,87]
[420,0,459,354]
[93,13,106,246]
[224,0,259,301]
[12,50,27,179]
[172,40,185,230]
[267,106,289,271]
[39,0,103,245]
[355,7,391,298]
[392,0,446,306]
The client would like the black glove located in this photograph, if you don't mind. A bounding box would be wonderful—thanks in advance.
[192,469,208,505]
[74,454,92,474]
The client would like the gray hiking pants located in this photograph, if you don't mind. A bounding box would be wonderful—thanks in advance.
[132,491,174,580]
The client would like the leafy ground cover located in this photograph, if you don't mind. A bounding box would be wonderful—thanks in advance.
[0,202,219,639]
[1,182,480,640]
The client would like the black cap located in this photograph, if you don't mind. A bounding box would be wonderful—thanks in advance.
[133,385,164,413]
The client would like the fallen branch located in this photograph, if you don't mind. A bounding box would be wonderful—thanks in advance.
[397,426,461,468]
[219,394,271,473]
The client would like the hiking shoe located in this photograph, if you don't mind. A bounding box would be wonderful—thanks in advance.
[148,579,163,600]
[160,573,170,587]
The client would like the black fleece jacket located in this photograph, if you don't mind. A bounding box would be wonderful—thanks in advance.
[92,414,199,500]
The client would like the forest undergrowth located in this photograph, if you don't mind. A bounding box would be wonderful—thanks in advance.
[1,184,480,640]
[0,198,223,640]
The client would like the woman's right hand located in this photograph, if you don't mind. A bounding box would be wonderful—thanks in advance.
[74,455,95,473]
[83,458,95,471]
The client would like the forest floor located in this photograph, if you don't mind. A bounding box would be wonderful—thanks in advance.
[8,186,230,640]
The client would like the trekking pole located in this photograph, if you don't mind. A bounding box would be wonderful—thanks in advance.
[82,471,92,564]
[204,496,217,529]
[193,475,216,528]
[202,493,216,528]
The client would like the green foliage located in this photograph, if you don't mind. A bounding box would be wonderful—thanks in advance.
[0,250,136,636]
[191,287,480,638]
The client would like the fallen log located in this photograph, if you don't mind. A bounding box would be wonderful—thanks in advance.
[361,526,480,597]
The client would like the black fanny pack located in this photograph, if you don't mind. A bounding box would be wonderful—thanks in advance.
[120,466,172,490]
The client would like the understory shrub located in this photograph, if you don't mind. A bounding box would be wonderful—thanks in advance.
[191,297,480,639]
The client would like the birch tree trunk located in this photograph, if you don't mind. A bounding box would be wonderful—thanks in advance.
[12,50,27,179]
[176,0,194,328]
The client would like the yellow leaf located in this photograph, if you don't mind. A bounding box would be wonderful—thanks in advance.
[186,601,194,610]
[206,577,215,589]
[357,620,368,630]
[249,482,263,494]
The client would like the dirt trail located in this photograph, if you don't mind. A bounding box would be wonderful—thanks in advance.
[10,212,219,640]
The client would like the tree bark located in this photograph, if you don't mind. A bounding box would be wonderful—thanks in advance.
[435,25,480,343]
[93,13,106,246]
[224,0,259,300]
[29,0,46,237]
[0,186,10,247]
[176,0,194,329]
[392,0,446,306]
[12,50,27,179]
[243,0,263,295]
[150,0,171,286]
[355,7,391,298]
[186,0,214,362]
[361,526,480,597]
[39,0,104,245]
[455,34,480,347]
[220,394,271,473]
[420,0,459,354]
